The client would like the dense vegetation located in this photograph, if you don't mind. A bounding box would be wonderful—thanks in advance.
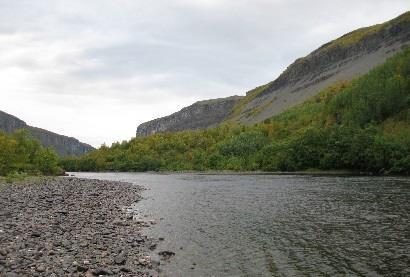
[0,130,61,177]
[61,48,410,175]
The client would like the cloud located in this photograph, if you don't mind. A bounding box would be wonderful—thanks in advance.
[0,0,408,146]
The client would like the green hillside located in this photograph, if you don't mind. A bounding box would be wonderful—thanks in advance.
[61,48,410,175]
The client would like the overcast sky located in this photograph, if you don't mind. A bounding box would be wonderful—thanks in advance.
[0,1,409,147]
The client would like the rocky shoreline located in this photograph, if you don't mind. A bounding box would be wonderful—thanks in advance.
[0,177,164,276]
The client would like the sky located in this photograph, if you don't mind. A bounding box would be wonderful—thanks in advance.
[0,1,409,147]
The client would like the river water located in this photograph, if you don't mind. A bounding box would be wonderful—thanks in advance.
[72,173,410,276]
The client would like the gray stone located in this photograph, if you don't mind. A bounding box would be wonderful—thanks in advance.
[36,265,46,272]
[77,264,88,272]
[114,254,126,265]
[92,267,111,275]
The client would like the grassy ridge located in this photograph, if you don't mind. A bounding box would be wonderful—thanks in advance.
[227,83,271,120]
[321,11,409,51]
[61,48,410,175]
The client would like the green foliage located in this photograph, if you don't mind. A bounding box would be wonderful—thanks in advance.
[329,52,410,126]
[61,48,410,175]
[0,130,61,176]
[218,131,267,157]
[34,148,60,175]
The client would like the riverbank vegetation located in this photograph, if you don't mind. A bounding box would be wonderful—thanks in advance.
[0,130,61,179]
[60,48,410,175]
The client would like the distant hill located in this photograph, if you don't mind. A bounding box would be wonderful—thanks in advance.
[137,11,410,134]
[0,110,94,156]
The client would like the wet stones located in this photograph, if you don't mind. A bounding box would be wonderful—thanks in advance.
[137,256,151,266]
[0,177,156,276]
[158,251,175,261]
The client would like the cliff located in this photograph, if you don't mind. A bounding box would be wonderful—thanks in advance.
[0,110,94,156]
[136,96,243,136]
[137,11,410,134]
[229,11,410,123]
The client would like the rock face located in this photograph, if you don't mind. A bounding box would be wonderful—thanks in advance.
[137,12,410,134]
[0,111,26,133]
[0,110,94,156]
[136,96,243,136]
[230,11,410,123]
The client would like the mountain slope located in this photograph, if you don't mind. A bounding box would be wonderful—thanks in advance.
[230,11,410,123]
[136,11,410,134]
[0,110,94,156]
[62,48,410,174]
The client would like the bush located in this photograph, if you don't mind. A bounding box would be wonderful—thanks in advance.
[0,130,61,176]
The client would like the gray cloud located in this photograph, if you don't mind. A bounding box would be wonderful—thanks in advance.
[0,0,408,146]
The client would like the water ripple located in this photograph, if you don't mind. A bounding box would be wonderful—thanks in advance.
[74,173,410,277]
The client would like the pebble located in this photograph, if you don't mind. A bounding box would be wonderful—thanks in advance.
[92,267,110,275]
[36,265,46,272]
[0,177,160,276]
[114,253,126,265]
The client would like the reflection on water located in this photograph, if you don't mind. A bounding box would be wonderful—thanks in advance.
[73,173,410,276]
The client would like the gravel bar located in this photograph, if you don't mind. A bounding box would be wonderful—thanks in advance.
[0,177,161,276]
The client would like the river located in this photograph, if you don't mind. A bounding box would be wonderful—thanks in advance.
[72,172,410,276]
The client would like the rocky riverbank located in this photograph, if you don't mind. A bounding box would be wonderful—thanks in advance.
[0,177,162,276]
